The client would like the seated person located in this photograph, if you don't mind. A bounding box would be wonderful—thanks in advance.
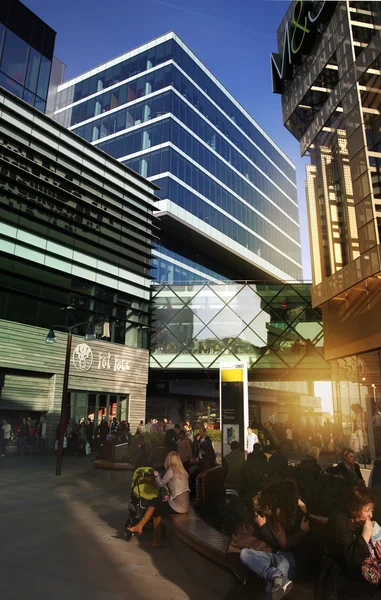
[97,433,117,459]
[189,442,216,494]
[247,442,268,467]
[177,429,193,472]
[326,449,364,483]
[268,445,288,473]
[318,486,381,599]
[193,428,216,461]
[129,434,152,467]
[236,479,309,599]
[223,441,245,491]
[298,446,322,477]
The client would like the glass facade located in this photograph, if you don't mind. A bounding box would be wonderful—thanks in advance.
[0,256,149,347]
[0,0,56,112]
[54,33,302,283]
[150,283,325,371]
[0,87,157,348]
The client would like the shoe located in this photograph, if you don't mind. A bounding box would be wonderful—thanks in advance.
[271,577,293,600]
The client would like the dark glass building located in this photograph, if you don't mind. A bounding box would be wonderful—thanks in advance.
[0,87,157,441]
[273,0,381,460]
[53,32,303,284]
[0,0,56,112]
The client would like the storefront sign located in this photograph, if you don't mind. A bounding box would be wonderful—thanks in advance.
[72,343,130,373]
[271,0,337,94]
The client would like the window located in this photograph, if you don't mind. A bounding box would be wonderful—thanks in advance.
[0,72,23,97]
[36,56,51,101]
[1,30,30,86]
[25,48,41,94]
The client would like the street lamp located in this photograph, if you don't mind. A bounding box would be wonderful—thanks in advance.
[46,321,95,476]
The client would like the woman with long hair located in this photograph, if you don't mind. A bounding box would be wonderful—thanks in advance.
[127,451,189,547]
[240,479,309,600]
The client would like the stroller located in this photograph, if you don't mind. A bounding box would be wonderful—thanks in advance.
[125,466,160,541]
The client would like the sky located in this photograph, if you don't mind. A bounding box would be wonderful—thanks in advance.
[26,0,312,279]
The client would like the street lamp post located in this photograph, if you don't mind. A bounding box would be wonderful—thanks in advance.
[46,322,96,476]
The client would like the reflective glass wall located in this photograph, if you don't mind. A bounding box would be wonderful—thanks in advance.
[54,34,302,283]
[150,283,325,371]
[150,283,380,460]
[0,0,55,112]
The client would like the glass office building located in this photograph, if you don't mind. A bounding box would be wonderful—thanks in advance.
[0,0,55,112]
[53,32,303,284]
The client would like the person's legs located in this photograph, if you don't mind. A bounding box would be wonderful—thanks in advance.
[17,435,24,455]
[240,549,293,600]
[240,549,280,580]
[2,439,8,457]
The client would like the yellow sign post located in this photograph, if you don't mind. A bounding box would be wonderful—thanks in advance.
[219,361,248,459]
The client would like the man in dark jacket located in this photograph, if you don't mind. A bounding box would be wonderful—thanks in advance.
[268,445,288,472]
[298,446,322,477]
[193,428,216,461]
[164,423,180,451]
[247,442,268,467]
[223,441,245,491]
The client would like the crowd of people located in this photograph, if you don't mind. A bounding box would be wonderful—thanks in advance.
[0,416,47,457]
[255,420,344,457]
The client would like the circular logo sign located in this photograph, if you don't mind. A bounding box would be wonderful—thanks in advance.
[72,343,93,372]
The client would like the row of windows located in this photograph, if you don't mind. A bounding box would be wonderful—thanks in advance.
[118,135,298,239]
[1,190,152,278]
[55,40,173,109]
[151,175,301,262]
[73,88,296,202]
[0,257,149,347]
[153,244,226,281]
[56,63,174,127]
[0,24,51,103]
[56,38,294,180]
[152,255,222,285]
[124,153,301,278]
[0,72,46,112]
[58,63,295,187]
[97,117,298,223]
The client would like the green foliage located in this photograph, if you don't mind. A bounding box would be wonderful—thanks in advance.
[194,429,221,442]
[125,431,165,463]
[143,431,165,448]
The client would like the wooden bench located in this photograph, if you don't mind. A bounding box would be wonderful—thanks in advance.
[169,504,236,599]
[94,459,136,481]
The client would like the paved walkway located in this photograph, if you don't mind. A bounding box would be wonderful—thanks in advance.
[0,454,220,600]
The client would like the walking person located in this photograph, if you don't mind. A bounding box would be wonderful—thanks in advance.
[247,426,259,455]
[77,421,87,456]
[36,416,47,453]
[126,451,190,547]
[1,418,11,457]
[17,417,30,455]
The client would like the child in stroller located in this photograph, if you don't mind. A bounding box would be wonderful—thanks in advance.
[125,466,160,541]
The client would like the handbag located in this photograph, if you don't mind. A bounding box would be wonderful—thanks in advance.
[85,441,91,455]
[362,545,381,585]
